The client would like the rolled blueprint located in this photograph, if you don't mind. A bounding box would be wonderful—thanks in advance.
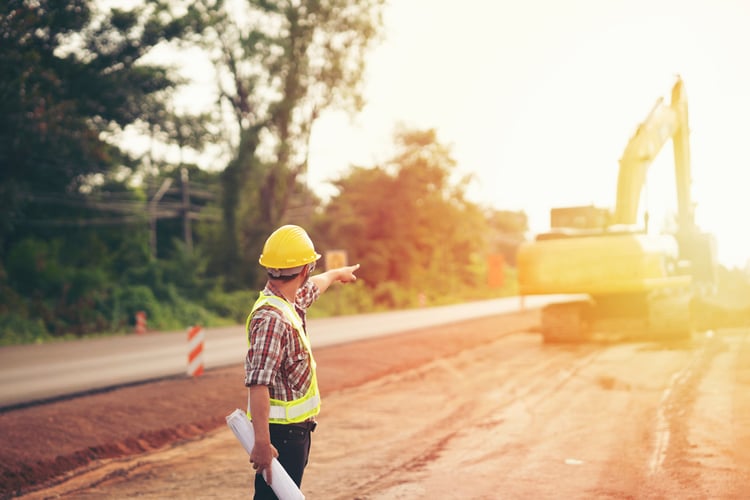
[226,409,305,500]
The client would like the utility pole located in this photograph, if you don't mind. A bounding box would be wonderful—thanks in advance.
[149,178,173,259]
[181,167,193,253]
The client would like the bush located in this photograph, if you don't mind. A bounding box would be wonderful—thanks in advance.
[205,288,257,323]
[161,284,230,329]
[310,280,375,317]
[111,285,174,331]
[0,314,51,346]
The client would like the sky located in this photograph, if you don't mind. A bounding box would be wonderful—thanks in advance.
[302,0,750,269]
[133,0,750,269]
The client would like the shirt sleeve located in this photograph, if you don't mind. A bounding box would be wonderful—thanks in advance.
[295,280,320,310]
[244,307,286,387]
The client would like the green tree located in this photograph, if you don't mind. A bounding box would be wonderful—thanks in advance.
[195,0,385,289]
[0,0,207,251]
[0,0,218,340]
[318,128,491,307]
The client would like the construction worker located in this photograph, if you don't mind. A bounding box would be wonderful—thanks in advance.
[246,224,359,499]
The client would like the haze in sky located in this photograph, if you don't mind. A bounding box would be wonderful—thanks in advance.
[149,0,750,268]
[306,0,750,269]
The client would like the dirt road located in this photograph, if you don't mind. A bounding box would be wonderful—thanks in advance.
[6,310,750,499]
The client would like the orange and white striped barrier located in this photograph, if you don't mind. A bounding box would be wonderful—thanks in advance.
[187,325,204,377]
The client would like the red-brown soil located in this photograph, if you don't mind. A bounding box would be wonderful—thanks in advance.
[0,311,539,499]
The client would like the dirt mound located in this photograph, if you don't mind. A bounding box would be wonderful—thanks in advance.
[0,368,245,499]
[0,312,536,499]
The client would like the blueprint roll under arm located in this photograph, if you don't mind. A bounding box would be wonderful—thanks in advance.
[226,409,305,500]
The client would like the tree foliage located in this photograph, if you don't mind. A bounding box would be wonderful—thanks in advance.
[0,0,207,249]
[0,0,220,341]
[194,0,385,289]
[316,128,510,306]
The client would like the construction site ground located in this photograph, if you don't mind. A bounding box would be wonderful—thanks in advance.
[2,309,750,499]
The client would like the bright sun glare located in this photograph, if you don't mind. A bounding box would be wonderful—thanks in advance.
[305,0,750,270]
[150,0,750,270]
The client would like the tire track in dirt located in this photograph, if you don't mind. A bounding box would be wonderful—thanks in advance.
[316,334,604,499]
[359,335,721,500]
[647,334,723,476]
[15,321,750,500]
[641,329,750,499]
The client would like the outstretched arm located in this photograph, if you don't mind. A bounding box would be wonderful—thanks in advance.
[310,264,360,294]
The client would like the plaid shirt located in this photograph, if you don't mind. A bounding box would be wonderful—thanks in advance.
[245,280,320,401]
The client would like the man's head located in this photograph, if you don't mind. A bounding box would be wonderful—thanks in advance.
[259,225,321,281]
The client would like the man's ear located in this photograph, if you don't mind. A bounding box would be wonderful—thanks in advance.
[300,264,311,283]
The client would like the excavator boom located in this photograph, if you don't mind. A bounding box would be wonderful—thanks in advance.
[613,77,693,229]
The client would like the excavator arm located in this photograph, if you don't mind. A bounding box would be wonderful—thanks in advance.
[613,77,715,288]
[613,77,693,229]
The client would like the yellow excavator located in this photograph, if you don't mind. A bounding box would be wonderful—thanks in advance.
[517,76,718,342]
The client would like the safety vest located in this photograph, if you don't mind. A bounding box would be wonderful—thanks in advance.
[246,293,321,424]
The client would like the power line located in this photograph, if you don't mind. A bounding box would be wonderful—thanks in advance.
[23,186,219,227]
[26,215,146,227]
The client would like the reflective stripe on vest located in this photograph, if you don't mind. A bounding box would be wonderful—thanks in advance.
[246,293,321,424]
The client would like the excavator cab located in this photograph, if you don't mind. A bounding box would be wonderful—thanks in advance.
[550,205,610,231]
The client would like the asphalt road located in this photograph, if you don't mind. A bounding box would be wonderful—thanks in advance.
[0,295,563,409]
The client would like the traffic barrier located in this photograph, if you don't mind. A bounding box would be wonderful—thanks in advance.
[187,325,204,377]
[135,311,147,335]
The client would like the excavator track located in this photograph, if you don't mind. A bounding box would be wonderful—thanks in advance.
[541,301,590,343]
[541,292,693,343]
[647,289,693,340]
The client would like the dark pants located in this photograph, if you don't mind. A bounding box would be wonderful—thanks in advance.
[253,421,315,500]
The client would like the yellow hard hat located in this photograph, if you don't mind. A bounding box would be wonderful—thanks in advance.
[259,225,321,269]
